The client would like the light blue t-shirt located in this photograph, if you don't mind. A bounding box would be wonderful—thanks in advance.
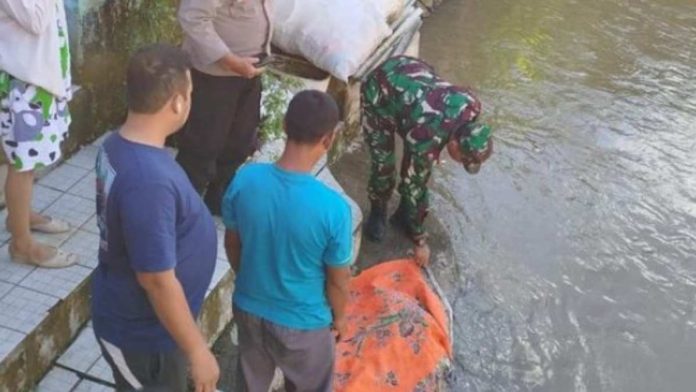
[222,163,353,330]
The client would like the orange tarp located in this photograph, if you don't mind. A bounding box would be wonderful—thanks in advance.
[334,260,452,392]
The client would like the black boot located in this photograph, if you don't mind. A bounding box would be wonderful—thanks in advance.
[390,200,420,239]
[389,200,408,233]
[364,201,387,242]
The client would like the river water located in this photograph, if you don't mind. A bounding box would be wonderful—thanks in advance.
[419,0,696,391]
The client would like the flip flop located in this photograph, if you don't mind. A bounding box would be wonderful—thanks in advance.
[10,246,78,269]
[30,216,71,234]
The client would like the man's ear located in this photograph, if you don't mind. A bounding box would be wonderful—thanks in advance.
[172,94,184,114]
[322,130,336,150]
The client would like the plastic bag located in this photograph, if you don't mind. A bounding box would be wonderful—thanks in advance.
[273,0,392,81]
[373,0,406,20]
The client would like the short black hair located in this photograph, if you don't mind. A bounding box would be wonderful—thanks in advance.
[285,90,340,143]
[126,44,191,114]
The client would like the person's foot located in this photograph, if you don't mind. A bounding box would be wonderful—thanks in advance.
[29,213,71,234]
[390,201,427,245]
[9,241,78,268]
[364,201,387,242]
[5,213,72,234]
[389,201,409,235]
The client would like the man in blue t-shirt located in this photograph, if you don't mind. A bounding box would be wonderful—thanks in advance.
[222,90,353,392]
[92,45,219,392]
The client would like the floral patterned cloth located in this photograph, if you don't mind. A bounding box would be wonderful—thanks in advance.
[335,260,452,392]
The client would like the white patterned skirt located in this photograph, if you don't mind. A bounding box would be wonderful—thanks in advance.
[0,73,71,172]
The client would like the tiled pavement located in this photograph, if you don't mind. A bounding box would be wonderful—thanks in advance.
[34,325,115,391]
[0,146,101,391]
[0,153,96,364]
[0,133,362,391]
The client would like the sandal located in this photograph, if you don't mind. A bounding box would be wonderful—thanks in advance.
[9,244,78,269]
[30,216,71,234]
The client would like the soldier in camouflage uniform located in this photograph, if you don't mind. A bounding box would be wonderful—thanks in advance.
[362,56,493,265]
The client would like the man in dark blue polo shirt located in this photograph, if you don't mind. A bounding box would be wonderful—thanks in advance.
[92,44,219,392]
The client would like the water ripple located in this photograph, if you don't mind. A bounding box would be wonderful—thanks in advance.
[423,0,696,390]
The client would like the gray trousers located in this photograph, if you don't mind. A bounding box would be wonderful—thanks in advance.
[97,337,187,392]
[234,306,335,392]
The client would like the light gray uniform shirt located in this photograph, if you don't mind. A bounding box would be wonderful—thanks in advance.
[178,0,273,77]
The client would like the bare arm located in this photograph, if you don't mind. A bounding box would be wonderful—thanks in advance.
[326,265,351,339]
[0,0,55,35]
[224,230,241,273]
[136,270,207,356]
[137,270,219,392]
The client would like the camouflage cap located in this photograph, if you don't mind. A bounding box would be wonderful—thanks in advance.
[458,122,492,154]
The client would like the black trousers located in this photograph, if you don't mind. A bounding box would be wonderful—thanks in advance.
[97,337,187,392]
[176,69,262,213]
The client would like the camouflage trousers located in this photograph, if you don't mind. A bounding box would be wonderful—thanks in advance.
[363,109,435,240]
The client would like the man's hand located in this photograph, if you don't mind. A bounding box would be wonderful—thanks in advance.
[411,242,431,267]
[326,265,351,342]
[218,54,263,79]
[332,316,348,342]
[189,346,220,392]
[136,271,219,392]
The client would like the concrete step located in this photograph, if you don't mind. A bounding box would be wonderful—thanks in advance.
[0,134,362,391]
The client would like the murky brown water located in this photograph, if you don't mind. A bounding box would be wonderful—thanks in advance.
[421,0,696,391]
